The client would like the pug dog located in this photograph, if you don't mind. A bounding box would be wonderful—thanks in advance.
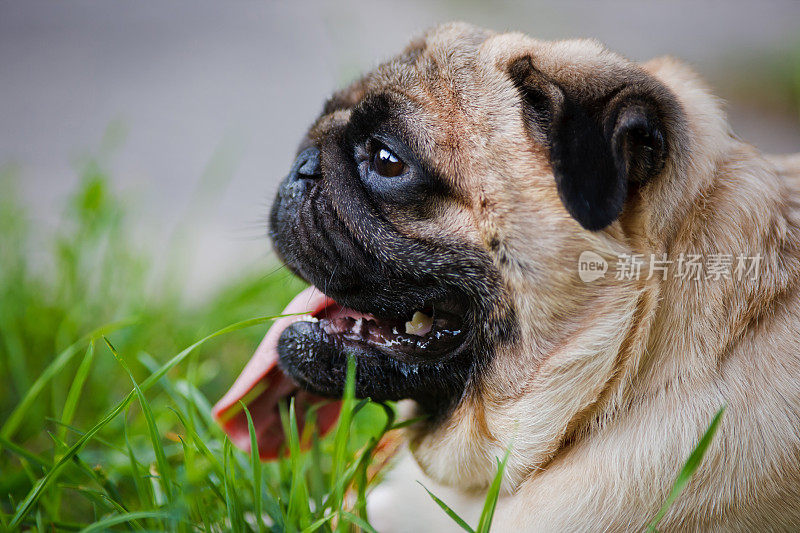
[214,22,800,531]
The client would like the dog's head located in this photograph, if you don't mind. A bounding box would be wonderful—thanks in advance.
[216,22,711,489]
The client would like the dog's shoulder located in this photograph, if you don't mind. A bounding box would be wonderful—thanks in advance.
[768,153,800,189]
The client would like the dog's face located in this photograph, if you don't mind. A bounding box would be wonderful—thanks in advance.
[267,23,690,487]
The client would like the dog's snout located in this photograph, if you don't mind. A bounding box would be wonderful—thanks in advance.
[291,146,322,181]
[279,146,322,202]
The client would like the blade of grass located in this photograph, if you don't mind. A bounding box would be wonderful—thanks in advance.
[476,446,512,533]
[9,314,279,529]
[59,341,96,436]
[0,313,32,401]
[19,519,85,531]
[138,351,188,414]
[1,320,132,439]
[46,431,129,520]
[316,403,394,515]
[9,388,136,529]
[168,407,230,512]
[18,459,57,520]
[174,380,217,435]
[419,482,475,533]
[339,510,378,533]
[284,397,311,530]
[354,402,395,524]
[53,340,99,522]
[300,513,334,533]
[389,414,429,431]
[241,402,265,533]
[306,413,326,513]
[350,398,370,418]
[264,490,286,533]
[123,407,152,512]
[178,436,214,531]
[105,337,174,505]
[0,436,51,469]
[222,438,244,533]
[197,497,214,533]
[79,511,174,533]
[59,484,137,527]
[45,418,127,455]
[330,355,356,517]
[137,315,280,392]
[646,405,726,532]
[320,447,373,512]
[168,407,225,482]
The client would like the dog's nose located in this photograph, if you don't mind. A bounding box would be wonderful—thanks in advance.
[290,146,322,182]
[281,146,322,200]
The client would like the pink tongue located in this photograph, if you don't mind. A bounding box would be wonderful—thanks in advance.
[212,287,342,460]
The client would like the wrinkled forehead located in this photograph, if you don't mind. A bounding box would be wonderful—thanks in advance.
[379,22,495,87]
[309,24,519,194]
[323,23,495,112]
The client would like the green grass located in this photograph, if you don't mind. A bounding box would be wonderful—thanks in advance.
[0,150,723,531]
[0,156,396,531]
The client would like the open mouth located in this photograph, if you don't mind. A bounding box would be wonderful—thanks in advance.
[298,296,466,363]
[212,285,470,460]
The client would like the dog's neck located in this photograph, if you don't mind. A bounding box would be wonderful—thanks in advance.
[409,57,800,494]
[629,58,800,392]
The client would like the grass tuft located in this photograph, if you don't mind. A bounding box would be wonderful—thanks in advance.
[0,161,394,531]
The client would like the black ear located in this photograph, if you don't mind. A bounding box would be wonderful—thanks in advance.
[509,58,667,231]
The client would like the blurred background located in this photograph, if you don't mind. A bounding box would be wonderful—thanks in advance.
[2,0,799,294]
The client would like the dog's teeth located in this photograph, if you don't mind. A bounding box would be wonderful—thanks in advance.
[405,311,433,336]
[299,315,318,323]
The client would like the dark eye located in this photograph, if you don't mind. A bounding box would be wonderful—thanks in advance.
[371,145,406,177]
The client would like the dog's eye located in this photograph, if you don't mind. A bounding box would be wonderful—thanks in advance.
[371,145,406,177]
